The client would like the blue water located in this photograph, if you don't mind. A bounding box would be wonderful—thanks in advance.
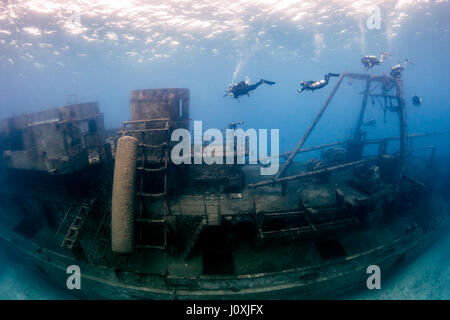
[0,0,449,299]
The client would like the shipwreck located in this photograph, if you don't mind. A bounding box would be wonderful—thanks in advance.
[0,72,448,299]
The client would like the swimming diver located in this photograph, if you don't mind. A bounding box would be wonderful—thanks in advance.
[296,73,340,93]
[224,79,276,99]
[412,95,422,106]
[361,52,391,70]
[390,58,415,78]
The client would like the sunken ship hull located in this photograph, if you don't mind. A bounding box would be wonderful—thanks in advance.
[0,73,448,299]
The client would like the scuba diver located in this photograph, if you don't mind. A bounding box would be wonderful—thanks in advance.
[228,121,244,129]
[224,79,276,99]
[296,73,340,93]
[412,95,423,106]
[390,63,404,78]
[390,58,414,78]
[361,52,391,70]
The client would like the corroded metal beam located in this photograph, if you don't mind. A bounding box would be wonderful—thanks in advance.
[364,130,450,144]
[394,78,408,182]
[353,79,372,142]
[260,140,349,162]
[249,158,376,189]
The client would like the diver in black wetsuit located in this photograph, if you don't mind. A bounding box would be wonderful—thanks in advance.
[390,63,404,78]
[412,95,422,106]
[224,79,276,99]
[361,52,390,70]
[296,73,340,93]
[390,59,414,78]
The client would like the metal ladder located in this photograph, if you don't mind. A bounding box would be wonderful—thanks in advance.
[122,118,170,251]
[57,199,96,250]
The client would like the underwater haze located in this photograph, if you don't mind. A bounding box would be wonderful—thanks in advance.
[0,0,449,299]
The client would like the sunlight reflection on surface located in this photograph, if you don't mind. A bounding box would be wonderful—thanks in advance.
[0,0,439,63]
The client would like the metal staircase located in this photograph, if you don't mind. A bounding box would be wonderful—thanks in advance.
[183,217,207,260]
[182,194,223,260]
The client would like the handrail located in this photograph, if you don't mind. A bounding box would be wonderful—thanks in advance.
[259,130,449,163]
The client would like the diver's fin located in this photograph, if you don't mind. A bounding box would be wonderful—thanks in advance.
[328,73,340,77]
[261,79,276,85]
